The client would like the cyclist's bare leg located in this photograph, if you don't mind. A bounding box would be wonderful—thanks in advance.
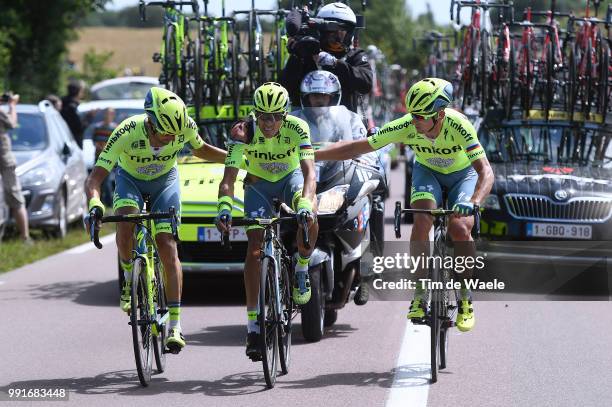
[115,206,138,263]
[409,199,436,282]
[245,229,264,310]
[448,214,476,331]
[295,198,319,257]
[447,215,476,283]
[155,232,182,303]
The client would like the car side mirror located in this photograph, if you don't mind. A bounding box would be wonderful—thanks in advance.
[62,143,71,157]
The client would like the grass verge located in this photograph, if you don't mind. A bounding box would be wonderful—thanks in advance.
[0,225,115,274]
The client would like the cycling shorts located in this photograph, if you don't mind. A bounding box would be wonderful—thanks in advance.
[244,169,303,231]
[410,161,478,207]
[113,166,180,235]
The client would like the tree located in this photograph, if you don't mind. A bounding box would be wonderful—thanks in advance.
[0,0,107,102]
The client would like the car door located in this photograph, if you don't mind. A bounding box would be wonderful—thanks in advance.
[49,112,86,219]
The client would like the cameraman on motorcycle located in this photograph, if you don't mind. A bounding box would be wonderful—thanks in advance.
[280,2,373,114]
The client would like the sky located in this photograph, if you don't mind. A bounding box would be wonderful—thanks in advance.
[106,0,455,25]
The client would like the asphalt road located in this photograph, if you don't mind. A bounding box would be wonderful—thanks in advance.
[1,161,612,406]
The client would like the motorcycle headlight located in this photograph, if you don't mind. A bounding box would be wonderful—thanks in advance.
[317,184,349,214]
[483,194,501,210]
[20,164,54,188]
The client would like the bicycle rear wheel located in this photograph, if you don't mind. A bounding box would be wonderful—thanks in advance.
[152,260,168,374]
[429,264,440,384]
[131,257,154,386]
[278,256,293,375]
[259,257,279,388]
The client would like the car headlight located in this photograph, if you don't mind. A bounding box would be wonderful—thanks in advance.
[482,194,501,210]
[317,185,349,214]
[20,164,54,187]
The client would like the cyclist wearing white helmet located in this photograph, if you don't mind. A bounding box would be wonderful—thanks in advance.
[85,87,227,353]
[315,78,495,332]
[281,2,372,113]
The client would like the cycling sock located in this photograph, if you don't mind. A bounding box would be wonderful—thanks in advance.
[120,259,133,286]
[414,281,427,300]
[296,254,310,273]
[460,284,472,301]
[168,302,181,331]
[247,308,259,333]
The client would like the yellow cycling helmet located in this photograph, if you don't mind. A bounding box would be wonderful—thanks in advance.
[144,87,188,135]
[405,78,453,117]
[253,82,289,113]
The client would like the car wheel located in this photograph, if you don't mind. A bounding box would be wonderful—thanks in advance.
[49,191,67,239]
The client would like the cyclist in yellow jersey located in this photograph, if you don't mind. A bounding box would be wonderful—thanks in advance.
[85,87,227,353]
[216,82,318,361]
[316,78,494,332]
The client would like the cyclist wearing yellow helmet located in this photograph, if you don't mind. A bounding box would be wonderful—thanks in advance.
[316,78,494,332]
[216,82,318,361]
[85,87,227,353]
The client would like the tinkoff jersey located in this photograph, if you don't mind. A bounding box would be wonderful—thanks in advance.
[367,108,486,174]
[95,114,204,180]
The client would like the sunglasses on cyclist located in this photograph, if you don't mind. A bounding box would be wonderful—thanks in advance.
[255,112,286,122]
[412,113,436,121]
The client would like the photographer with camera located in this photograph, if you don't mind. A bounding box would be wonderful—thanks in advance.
[280,2,372,114]
[0,92,32,244]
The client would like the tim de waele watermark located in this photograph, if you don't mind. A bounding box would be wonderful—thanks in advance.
[370,253,505,291]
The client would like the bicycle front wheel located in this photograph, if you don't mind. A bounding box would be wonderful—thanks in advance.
[278,255,293,375]
[131,257,154,386]
[152,260,168,374]
[259,257,279,388]
[429,265,441,384]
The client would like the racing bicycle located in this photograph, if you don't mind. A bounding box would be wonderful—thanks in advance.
[219,206,308,388]
[394,201,481,383]
[89,199,179,387]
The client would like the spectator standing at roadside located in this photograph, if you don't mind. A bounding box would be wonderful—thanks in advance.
[92,108,117,207]
[60,80,86,149]
[45,94,62,112]
[0,92,32,244]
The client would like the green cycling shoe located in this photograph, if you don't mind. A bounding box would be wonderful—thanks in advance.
[166,328,186,354]
[120,282,131,313]
[407,298,427,320]
[456,299,475,332]
[293,271,311,305]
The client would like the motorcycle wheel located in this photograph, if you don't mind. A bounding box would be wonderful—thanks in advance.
[300,265,325,342]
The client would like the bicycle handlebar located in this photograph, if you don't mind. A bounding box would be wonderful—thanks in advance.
[393,201,482,239]
[451,0,514,25]
[90,207,179,249]
[139,0,199,21]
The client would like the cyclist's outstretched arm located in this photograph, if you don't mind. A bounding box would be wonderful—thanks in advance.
[85,166,110,203]
[193,142,227,164]
[470,157,494,205]
[300,158,317,205]
[315,138,375,162]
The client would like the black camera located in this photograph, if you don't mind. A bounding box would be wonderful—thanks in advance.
[286,9,343,59]
[1,92,12,103]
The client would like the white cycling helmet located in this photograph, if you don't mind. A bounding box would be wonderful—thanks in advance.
[300,70,342,107]
[317,3,357,55]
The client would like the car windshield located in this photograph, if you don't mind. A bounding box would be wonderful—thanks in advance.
[81,108,142,140]
[7,113,47,151]
[479,124,612,167]
[92,83,155,100]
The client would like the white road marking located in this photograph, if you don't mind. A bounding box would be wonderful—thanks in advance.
[65,234,116,255]
[386,322,430,407]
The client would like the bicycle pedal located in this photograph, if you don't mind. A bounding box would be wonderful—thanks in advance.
[409,317,428,325]
[152,52,161,62]
[165,344,182,355]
